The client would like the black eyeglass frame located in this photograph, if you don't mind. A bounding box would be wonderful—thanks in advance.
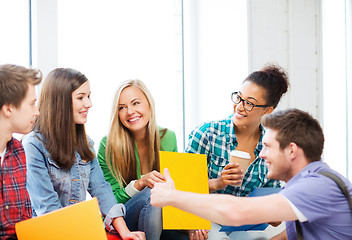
[231,92,271,111]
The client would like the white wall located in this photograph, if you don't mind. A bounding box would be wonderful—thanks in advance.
[248,0,322,120]
[249,0,351,178]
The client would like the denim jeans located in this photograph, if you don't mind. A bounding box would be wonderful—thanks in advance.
[160,230,189,240]
[124,187,162,240]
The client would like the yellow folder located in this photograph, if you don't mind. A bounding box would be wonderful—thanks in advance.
[160,151,211,230]
[15,198,108,240]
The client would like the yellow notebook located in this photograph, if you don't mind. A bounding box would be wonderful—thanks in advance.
[160,151,211,230]
[16,198,108,240]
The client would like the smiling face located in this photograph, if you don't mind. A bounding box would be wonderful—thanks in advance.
[259,128,293,182]
[233,81,273,128]
[72,81,92,125]
[11,83,39,134]
[118,86,150,136]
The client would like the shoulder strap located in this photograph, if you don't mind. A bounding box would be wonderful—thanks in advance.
[295,171,352,240]
[295,220,304,240]
[319,171,352,211]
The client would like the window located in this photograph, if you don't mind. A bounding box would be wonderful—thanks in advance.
[0,1,30,66]
[57,0,248,151]
[322,0,351,180]
[347,0,352,180]
[58,0,184,150]
[183,0,248,148]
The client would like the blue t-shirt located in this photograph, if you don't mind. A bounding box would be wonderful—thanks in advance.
[280,161,352,240]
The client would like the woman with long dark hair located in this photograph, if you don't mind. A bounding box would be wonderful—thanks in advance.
[23,68,145,240]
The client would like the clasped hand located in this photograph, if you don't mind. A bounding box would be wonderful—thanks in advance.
[134,170,165,190]
[121,231,146,240]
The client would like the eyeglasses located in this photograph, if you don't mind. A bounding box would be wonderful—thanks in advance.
[231,92,270,111]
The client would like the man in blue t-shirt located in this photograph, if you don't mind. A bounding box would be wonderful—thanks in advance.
[150,108,352,240]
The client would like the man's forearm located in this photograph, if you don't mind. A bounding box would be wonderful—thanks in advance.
[167,189,246,226]
[151,169,297,227]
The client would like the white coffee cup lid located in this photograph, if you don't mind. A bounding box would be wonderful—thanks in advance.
[230,150,251,159]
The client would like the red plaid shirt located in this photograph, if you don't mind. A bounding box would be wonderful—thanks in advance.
[0,138,32,239]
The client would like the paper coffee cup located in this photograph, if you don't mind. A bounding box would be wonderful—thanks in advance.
[230,150,251,186]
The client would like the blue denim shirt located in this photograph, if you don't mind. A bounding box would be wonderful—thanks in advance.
[22,131,125,231]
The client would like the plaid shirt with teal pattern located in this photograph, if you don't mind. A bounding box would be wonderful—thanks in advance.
[185,114,282,197]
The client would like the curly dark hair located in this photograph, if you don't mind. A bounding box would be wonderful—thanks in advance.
[244,64,289,108]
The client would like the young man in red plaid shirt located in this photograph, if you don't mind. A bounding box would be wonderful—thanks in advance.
[0,64,42,239]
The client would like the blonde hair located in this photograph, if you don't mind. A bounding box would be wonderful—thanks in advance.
[106,79,160,186]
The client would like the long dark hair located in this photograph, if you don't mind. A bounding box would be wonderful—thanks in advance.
[34,68,94,169]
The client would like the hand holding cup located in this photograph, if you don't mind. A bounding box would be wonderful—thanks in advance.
[229,150,251,187]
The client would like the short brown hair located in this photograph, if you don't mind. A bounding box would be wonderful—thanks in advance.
[262,108,324,162]
[0,64,42,109]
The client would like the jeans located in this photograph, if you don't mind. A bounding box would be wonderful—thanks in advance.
[160,230,189,240]
[124,187,162,240]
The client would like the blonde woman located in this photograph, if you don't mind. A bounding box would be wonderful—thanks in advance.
[98,79,177,240]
